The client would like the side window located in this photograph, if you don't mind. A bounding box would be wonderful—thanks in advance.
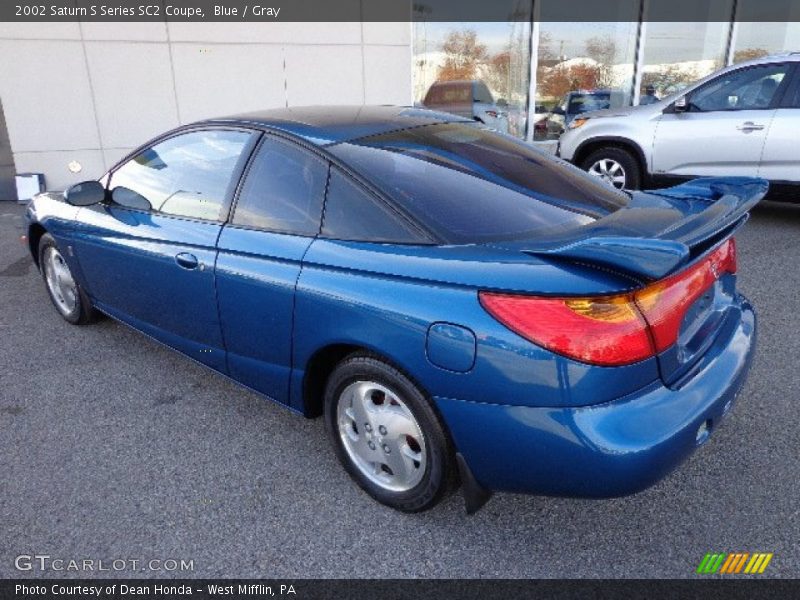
[232,136,328,235]
[321,167,424,243]
[474,82,494,104]
[423,85,442,106]
[690,64,790,112]
[785,72,800,108]
[109,129,253,221]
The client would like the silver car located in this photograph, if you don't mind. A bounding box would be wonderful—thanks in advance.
[558,53,800,196]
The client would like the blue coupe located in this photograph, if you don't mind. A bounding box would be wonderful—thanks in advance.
[25,106,763,513]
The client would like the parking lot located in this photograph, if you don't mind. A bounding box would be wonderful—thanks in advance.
[1,199,798,579]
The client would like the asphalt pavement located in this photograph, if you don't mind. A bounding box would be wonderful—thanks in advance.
[1,200,798,578]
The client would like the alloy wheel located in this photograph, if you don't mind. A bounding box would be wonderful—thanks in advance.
[588,158,627,189]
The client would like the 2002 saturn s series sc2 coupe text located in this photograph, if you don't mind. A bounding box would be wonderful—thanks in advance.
[25,106,764,513]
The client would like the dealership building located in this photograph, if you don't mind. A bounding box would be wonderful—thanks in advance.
[0,2,798,197]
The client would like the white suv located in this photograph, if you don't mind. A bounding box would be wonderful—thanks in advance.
[558,53,800,197]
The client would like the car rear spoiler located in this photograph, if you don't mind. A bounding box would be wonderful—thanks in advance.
[525,177,768,281]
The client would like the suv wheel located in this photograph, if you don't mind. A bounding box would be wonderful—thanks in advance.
[581,147,641,190]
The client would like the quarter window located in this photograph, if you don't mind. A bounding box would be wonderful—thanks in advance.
[689,64,791,112]
[321,167,424,243]
[233,136,328,235]
[108,129,253,221]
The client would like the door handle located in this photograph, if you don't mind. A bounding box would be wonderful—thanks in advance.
[175,252,199,270]
[736,121,765,132]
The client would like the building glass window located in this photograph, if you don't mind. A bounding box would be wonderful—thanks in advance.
[533,1,640,141]
[412,9,532,139]
[638,1,733,104]
[733,22,800,63]
[413,1,793,146]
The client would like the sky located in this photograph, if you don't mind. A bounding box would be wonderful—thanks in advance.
[414,21,742,66]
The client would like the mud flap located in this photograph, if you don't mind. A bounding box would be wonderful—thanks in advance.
[456,452,493,515]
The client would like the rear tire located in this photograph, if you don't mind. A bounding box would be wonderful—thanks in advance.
[324,353,457,512]
[39,233,95,325]
[581,146,642,190]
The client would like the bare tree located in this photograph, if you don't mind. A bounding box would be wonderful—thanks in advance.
[484,51,511,97]
[438,29,489,81]
[585,36,618,88]
[537,31,555,62]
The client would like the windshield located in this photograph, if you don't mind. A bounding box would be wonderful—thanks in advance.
[568,93,612,115]
[329,123,629,244]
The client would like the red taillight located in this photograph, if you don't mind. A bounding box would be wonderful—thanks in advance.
[480,238,737,367]
[480,291,653,366]
[635,238,736,352]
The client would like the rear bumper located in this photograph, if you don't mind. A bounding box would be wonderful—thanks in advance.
[435,296,756,497]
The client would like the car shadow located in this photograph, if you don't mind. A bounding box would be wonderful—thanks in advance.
[751,199,800,222]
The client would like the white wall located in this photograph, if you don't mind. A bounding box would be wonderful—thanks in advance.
[0,21,412,190]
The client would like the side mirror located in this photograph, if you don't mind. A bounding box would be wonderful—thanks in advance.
[551,106,565,116]
[672,96,688,113]
[496,98,508,107]
[111,186,152,211]
[64,181,106,206]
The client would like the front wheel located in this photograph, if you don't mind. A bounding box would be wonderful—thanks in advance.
[39,233,95,325]
[324,354,456,512]
[581,146,642,190]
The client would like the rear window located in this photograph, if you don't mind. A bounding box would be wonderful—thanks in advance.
[328,123,629,244]
[424,83,471,106]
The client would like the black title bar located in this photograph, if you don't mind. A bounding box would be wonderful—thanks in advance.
[3,579,800,600]
[3,0,800,22]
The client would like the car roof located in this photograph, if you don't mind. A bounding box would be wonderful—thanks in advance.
[200,105,472,146]
[735,52,800,68]
[428,80,477,86]
[569,89,617,95]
